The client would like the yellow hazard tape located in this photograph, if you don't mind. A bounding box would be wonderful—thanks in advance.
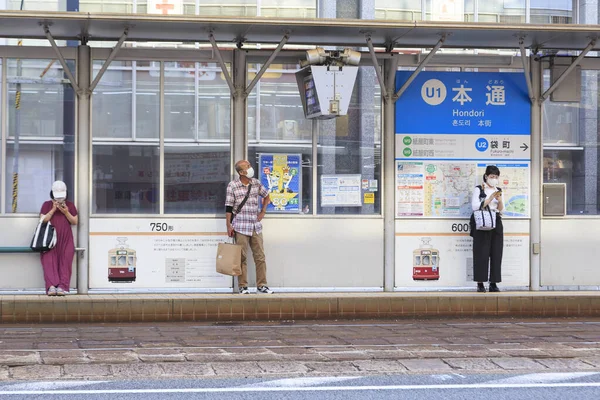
[11,173,18,213]
[15,91,20,110]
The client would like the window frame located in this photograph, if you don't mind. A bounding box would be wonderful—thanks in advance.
[89,49,234,218]
[0,51,78,216]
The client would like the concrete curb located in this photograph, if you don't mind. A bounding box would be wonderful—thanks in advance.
[1,292,599,323]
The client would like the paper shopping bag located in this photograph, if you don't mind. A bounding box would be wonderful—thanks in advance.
[216,242,242,276]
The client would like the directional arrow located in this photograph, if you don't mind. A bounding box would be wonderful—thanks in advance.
[520,143,529,151]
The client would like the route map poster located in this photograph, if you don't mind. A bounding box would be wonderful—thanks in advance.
[395,72,531,219]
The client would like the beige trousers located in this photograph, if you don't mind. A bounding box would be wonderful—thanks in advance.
[234,231,268,288]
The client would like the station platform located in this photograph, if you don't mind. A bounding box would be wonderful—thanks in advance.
[1,291,599,323]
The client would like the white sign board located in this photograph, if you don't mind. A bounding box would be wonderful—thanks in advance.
[89,218,232,289]
[321,174,362,207]
[431,0,465,22]
[147,0,183,15]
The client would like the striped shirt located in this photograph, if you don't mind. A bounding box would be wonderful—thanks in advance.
[225,178,269,236]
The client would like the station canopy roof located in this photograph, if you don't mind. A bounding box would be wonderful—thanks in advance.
[0,10,599,51]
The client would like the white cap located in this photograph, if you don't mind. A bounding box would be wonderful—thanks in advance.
[51,180,67,199]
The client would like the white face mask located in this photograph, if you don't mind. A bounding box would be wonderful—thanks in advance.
[487,178,499,187]
[246,167,255,179]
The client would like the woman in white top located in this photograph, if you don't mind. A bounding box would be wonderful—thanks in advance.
[470,165,504,293]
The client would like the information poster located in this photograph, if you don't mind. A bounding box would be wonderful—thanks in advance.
[395,72,531,219]
[259,154,302,213]
[395,220,530,288]
[321,174,362,207]
[396,160,531,218]
[90,218,231,289]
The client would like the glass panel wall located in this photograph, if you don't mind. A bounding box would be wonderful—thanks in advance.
[543,69,598,215]
[261,0,316,18]
[92,60,160,214]
[4,59,76,213]
[247,62,382,216]
[375,0,573,24]
[248,63,313,214]
[317,67,382,215]
[7,0,60,10]
[92,60,231,215]
[80,0,135,13]
[478,0,525,23]
[164,62,231,214]
[77,0,315,18]
[375,0,422,21]
[531,0,572,24]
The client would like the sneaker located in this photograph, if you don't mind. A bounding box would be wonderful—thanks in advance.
[257,285,274,294]
[238,287,249,294]
[56,287,66,296]
[47,286,57,296]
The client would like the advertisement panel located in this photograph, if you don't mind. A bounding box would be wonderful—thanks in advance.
[90,218,231,290]
[395,220,530,288]
[258,154,302,213]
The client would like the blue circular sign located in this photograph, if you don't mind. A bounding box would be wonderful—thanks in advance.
[475,138,489,152]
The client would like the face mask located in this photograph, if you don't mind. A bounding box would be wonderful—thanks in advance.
[487,178,499,187]
[246,167,255,179]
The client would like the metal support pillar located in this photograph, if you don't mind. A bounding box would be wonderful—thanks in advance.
[394,36,445,101]
[89,29,129,92]
[519,40,534,102]
[541,39,596,102]
[246,33,289,95]
[44,26,80,93]
[529,56,542,291]
[77,44,91,294]
[383,55,399,292]
[233,48,247,164]
[211,33,289,166]
[365,36,388,99]
[209,34,235,94]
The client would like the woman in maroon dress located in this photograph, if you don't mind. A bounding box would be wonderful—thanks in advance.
[39,181,78,296]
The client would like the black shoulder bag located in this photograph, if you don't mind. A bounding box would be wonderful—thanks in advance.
[230,183,252,224]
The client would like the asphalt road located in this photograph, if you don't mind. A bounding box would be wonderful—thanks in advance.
[0,372,599,399]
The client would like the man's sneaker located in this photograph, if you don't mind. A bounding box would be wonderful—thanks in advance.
[238,287,249,294]
[257,286,274,294]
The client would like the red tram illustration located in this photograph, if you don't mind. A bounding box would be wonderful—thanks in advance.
[108,237,137,283]
[412,237,440,281]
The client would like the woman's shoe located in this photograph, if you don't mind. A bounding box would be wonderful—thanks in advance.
[477,283,486,293]
[489,283,500,292]
[47,286,57,296]
[56,287,66,296]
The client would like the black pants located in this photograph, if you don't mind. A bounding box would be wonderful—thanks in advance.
[472,216,503,283]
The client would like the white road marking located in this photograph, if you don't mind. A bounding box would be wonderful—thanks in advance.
[487,372,599,385]
[432,375,456,381]
[1,381,108,391]
[1,382,600,395]
[245,376,362,387]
